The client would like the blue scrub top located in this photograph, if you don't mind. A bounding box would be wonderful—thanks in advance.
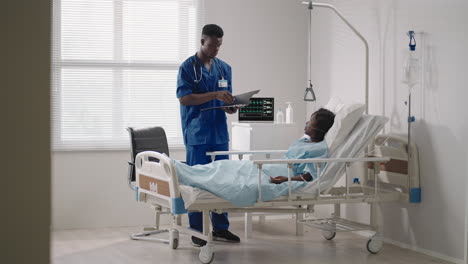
[177,54,233,146]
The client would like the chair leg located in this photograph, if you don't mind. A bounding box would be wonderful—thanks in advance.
[130,206,170,243]
[142,207,161,231]
[130,229,170,243]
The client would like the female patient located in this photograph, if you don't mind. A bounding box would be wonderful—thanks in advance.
[269,108,335,184]
[174,108,335,206]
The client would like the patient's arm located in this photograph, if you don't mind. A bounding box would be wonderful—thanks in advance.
[270,173,312,184]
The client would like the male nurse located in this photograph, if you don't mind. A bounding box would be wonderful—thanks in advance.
[176,24,240,247]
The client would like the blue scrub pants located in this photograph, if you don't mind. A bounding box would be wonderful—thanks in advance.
[186,143,230,232]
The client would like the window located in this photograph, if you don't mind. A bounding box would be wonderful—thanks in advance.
[51,0,204,150]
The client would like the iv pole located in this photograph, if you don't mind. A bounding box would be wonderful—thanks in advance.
[302,2,377,229]
[304,1,316,102]
[302,1,370,114]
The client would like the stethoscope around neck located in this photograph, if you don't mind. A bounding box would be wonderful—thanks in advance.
[192,53,225,84]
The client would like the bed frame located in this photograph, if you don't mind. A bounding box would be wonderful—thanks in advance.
[133,134,419,263]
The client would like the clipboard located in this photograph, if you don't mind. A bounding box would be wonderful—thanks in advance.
[201,89,260,111]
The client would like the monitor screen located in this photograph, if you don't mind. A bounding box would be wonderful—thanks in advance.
[238,97,274,122]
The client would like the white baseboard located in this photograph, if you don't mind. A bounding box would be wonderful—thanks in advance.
[352,231,463,264]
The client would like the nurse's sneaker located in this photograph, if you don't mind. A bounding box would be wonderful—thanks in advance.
[212,230,240,243]
[191,236,207,247]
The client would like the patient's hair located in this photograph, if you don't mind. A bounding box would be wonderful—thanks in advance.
[313,108,335,141]
[202,24,224,38]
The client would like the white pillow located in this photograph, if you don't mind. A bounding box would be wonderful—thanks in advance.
[325,103,366,153]
[324,97,345,114]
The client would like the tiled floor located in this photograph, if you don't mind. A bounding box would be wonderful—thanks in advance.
[51,218,452,264]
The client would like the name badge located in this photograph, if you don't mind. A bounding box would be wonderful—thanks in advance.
[218,79,228,88]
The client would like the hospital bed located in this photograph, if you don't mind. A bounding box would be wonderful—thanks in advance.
[132,114,420,263]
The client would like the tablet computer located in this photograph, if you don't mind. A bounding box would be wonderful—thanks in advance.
[201,90,260,111]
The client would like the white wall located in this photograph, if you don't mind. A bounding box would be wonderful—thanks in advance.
[307,0,468,262]
[205,0,309,127]
[52,150,185,229]
[52,0,311,229]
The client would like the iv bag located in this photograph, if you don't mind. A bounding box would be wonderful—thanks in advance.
[402,52,420,88]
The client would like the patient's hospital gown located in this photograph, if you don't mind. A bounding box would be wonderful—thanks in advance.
[174,139,328,207]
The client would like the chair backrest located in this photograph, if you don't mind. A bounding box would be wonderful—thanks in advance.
[127,126,170,182]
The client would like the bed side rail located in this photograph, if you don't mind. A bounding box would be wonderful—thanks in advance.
[370,134,420,203]
[252,157,390,165]
[135,151,187,214]
[252,157,391,204]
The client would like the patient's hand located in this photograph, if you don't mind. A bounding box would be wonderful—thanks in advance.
[270,176,287,184]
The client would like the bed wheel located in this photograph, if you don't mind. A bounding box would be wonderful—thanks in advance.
[366,234,383,254]
[321,230,336,240]
[199,244,215,264]
[169,229,179,250]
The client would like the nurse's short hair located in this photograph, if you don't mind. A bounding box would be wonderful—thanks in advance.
[202,24,224,38]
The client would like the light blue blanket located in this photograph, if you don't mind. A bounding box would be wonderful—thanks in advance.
[174,139,328,207]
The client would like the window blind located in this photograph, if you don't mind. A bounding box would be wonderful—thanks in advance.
[51,0,204,150]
